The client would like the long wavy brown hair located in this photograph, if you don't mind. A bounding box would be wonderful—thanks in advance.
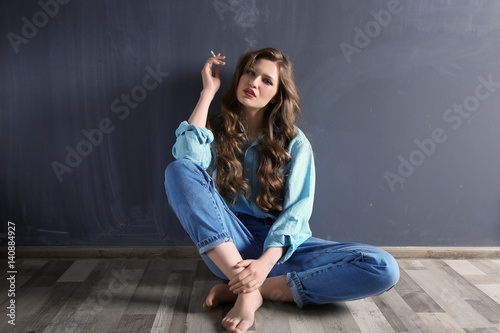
[207,48,301,216]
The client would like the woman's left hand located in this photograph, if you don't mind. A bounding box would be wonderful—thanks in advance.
[228,258,274,294]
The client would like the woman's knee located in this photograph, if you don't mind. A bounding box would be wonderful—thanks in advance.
[372,250,400,293]
[164,159,202,190]
[165,159,195,182]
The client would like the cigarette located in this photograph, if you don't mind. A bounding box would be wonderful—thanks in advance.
[211,50,216,57]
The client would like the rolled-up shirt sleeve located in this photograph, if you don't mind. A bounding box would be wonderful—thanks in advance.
[172,121,214,169]
[263,138,316,264]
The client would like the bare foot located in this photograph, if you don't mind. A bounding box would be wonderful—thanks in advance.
[203,283,237,309]
[222,290,263,333]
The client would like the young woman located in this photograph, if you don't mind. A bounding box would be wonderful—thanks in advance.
[164,48,399,333]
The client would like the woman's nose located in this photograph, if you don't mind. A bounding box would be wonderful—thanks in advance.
[249,77,257,88]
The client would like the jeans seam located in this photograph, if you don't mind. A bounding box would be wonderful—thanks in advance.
[197,231,232,254]
[298,250,364,281]
[194,165,228,234]
[286,271,308,308]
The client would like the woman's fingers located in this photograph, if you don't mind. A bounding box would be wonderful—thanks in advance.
[228,276,246,290]
[242,283,259,294]
[211,54,226,65]
[200,55,226,93]
[202,56,225,79]
[213,63,220,78]
[202,55,225,71]
[229,272,256,293]
[229,263,252,286]
[229,270,249,287]
[235,259,253,268]
[213,59,225,65]
[232,280,260,294]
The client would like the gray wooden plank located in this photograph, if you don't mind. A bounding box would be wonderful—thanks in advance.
[398,259,427,270]
[57,259,100,282]
[23,259,75,287]
[464,328,500,333]
[287,305,326,333]
[79,260,147,332]
[395,268,444,313]
[427,261,482,302]
[345,298,395,333]
[417,313,466,333]
[254,301,294,333]
[16,258,50,271]
[463,274,500,285]
[166,269,197,333]
[470,259,500,276]
[466,299,500,327]
[444,260,486,276]
[162,259,198,271]
[437,261,500,324]
[150,273,183,333]
[41,259,109,333]
[42,260,143,333]
[112,314,156,333]
[20,282,82,332]
[406,260,494,330]
[123,260,172,315]
[0,259,49,304]
[474,284,500,305]
[186,280,225,333]
[0,259,49,292]
[0,286,53,332]
[490,260,500,268]
[0,260,76,331]
[313,302,361,333]
[372,288,431,332]
[194,259,219,281]
[10,259,51,292]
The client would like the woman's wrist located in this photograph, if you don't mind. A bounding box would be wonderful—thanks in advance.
[200,89,216,100]
[188,91,215,127]
[260,247,286,267]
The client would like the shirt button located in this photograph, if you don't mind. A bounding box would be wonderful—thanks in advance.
[246,167,250,172]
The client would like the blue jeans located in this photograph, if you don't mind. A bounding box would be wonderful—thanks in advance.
[164,159,399,308]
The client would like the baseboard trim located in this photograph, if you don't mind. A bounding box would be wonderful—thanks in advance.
[6,246,500,259]
[383,247,500,259]
[13,246,201,259]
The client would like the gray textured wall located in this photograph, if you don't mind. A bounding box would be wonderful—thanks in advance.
[1,0,499,247]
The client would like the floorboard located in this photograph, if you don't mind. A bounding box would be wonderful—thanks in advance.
[0,258,499,332]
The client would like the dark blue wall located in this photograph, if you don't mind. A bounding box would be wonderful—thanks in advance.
[1,0,500,246]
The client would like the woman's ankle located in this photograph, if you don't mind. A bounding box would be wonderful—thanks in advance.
[259,275,293,302]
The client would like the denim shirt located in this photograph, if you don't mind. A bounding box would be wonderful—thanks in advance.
[172,120,315,264]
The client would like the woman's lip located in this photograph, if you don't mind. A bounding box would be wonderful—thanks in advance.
[243,88,256,97]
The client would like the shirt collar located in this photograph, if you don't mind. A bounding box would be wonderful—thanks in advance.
[243,132,262,147]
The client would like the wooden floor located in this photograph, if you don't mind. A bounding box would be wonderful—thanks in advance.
[1,258,500,332]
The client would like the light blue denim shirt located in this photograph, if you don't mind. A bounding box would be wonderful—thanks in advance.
[172,120,315,264]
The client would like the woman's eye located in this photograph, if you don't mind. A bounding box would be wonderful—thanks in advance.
[247,70,255,76]
[265,79,273,86]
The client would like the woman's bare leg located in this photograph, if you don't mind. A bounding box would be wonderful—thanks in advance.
[205,242,246,279]
[204,274,293,309]
[259,275,294,302]
[205,242,263,333]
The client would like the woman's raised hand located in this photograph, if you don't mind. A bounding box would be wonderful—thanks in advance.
[187,53,225,127]
[201,53,226,96]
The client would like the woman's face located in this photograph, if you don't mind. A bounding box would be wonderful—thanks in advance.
[236,59,279,113]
